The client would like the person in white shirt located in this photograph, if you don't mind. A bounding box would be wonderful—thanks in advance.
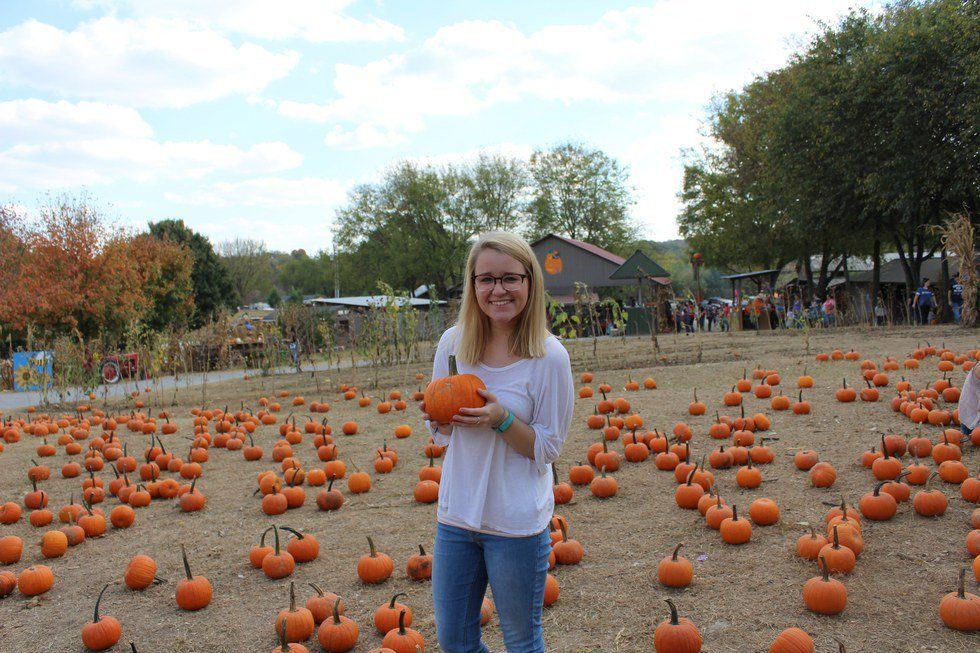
[420,231,574,653]
[959,361,980,437]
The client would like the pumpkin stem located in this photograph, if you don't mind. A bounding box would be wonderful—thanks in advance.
[731,504,739,521]
[272,525,281,554]
[448,355,459,376]
[388,592,407,609]
[332,596,343,624]
[671,543,683,561]
[685,467,696,486]
[92,582,110,623]
[957,568,966,599]
[832,525,840,549]
[418,544,426,557]
[309,582,324,597]
[559,522,569,543]
[367,535,377,558]
[819,555,830,582]
[664,598,680,625]
[398,608,408,635]
[279,616,289,650]
[280,526,304,541]
[180,544,193,581]
[834,638,846,653]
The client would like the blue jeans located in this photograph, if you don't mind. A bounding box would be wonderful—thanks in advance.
[952,303,962,324]
[962,423,973,437]
[433,522,551,653]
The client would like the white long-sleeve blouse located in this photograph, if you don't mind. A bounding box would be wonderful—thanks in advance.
[426,325,575,536]
[959,366,980,431]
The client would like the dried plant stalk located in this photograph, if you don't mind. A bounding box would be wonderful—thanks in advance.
[936,213,976,328]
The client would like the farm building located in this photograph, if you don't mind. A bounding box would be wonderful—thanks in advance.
[530,234,672,333]
[303,295,448,348]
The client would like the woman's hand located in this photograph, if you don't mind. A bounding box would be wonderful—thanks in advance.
[418,400,453,436]
[452,388,507,429]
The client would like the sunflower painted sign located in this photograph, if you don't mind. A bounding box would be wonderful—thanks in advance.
[12,350,54,392]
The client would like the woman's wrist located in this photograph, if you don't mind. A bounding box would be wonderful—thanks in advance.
[492,408,515,433]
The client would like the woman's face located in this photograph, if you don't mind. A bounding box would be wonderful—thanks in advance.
[472,248,530,329]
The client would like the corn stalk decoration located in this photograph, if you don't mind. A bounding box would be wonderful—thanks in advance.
[934,213,976,328]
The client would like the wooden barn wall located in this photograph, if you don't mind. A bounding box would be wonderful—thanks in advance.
[532,235,631,296]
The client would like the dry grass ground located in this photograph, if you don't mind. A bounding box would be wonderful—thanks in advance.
[0,325,977,652]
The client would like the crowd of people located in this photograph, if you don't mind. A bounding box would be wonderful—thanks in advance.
[666,273,966,334]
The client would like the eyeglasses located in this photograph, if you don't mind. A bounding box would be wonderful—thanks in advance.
[472,273,529,291]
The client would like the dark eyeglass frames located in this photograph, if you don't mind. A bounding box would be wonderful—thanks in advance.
[472,273,529,291]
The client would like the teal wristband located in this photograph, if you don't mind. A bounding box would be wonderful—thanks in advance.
[493,410,515,433]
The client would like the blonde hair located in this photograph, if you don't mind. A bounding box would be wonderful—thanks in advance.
[455,231,550,365]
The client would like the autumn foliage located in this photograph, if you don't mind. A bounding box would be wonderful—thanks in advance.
[0,197,193,338]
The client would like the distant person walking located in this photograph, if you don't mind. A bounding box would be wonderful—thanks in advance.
[822,296,836,327]
[912,279,935,325]
[949,274,964,324]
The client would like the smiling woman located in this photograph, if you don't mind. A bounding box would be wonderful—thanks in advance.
[419,231,574,653]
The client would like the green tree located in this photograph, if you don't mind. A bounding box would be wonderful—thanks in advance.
[527,142,638,254]
[276,249,332,296]
[147,219,235,326]
[680,0,978,306]
[218,238,272,306]
[266,287,282,308]
[334,161,474,297]
[467,153,529,232]
[859,0,979,291]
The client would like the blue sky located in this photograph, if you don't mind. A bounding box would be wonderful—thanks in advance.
[0,0,880,253]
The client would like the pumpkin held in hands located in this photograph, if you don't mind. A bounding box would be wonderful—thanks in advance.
[423,355,487,424]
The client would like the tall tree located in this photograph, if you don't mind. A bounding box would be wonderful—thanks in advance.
[5,196,145,338]
[467,153,529,232]
[128,235,195,332]
[218,238,272,306]
[148,219,235,326]
[527,143,638,254]
[860,0,979,293]
[334,162,475,296]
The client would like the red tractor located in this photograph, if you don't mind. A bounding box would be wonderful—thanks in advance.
[100,353,142,384]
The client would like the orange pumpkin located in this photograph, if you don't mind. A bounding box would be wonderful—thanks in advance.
[423,355,486,423]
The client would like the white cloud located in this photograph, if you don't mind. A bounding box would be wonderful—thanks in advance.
[0,17,299,108]
[191,215,335,253]
[0,99,302,190]
[323,124,406,149]
[268,0,868,235]
[408,142,534,169]
[622,113,709,240]
[77,0,404,43]
[278,1,867,142]
[165,176,349,208]
[0,99,153,143]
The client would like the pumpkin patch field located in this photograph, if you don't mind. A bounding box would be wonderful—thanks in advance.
[1,326,978,652]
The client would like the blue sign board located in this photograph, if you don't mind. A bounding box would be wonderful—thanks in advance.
[12,350,54,392]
